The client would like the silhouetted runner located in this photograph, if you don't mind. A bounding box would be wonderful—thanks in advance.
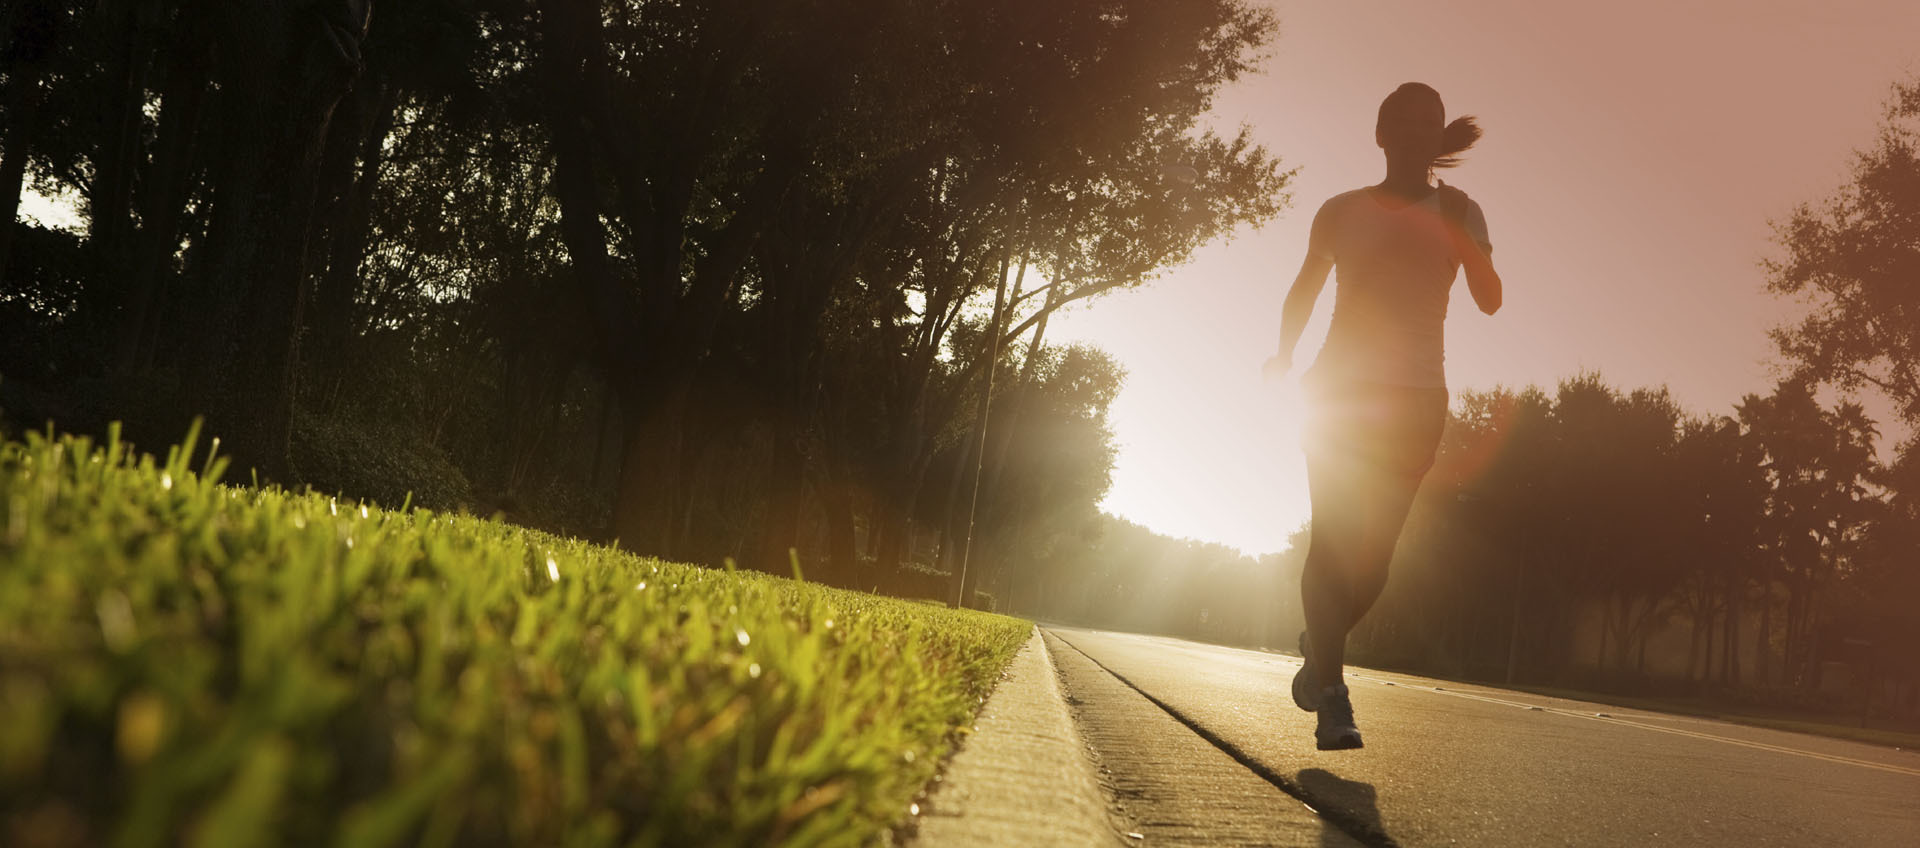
[1263,82,1504,750]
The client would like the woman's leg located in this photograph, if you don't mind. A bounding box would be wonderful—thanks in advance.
[1301,449,1366,690]
[1304,464,1425,688]
[1344,466,1426,625]
[1300,387,1444,689]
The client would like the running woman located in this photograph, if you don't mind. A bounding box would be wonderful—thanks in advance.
[1262,82,1504,750]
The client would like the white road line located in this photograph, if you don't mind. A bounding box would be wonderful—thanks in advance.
[1063,629,1920,779]
[1336,668,1920,779]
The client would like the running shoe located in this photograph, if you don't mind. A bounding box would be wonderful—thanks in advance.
[1291,630,1319,712]
[1315,683,1364,750]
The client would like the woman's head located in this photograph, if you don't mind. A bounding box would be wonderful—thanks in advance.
[1376,82,1480,171]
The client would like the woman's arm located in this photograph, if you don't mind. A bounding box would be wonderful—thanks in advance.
[1440,188,1502,315]
[1265,201,1338,380]
[1458,235,1502,315]
[1264,252,1333,380]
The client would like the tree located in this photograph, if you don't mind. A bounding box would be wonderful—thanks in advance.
[965,344,1124,607]
[1768,77,1920,428]
[1847,440,1920,710]
[0,0,66,281]
[527,0,1287,563]
[1737,379,1879,689]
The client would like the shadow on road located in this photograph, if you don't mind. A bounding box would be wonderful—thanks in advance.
[1297,767,1391,846]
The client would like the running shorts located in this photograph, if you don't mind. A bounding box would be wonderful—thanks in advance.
[1301,378,1449,479]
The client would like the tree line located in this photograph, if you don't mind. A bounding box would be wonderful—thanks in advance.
[1027,371,1917,718]
[0,0,1288,602]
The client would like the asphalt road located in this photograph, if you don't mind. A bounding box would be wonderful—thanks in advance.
[1048,626,1920,847]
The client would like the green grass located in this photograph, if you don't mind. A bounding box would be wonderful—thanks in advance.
[0,423,1031,847]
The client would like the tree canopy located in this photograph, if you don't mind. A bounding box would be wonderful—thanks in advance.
[0,0,1288,603]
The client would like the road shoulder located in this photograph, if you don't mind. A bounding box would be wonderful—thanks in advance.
[909,626,1127,847]
[1047,629,1368,847]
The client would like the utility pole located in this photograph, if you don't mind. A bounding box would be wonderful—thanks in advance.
[954,257,1011,609]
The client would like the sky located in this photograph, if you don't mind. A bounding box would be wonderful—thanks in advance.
[1046,0,1920,557]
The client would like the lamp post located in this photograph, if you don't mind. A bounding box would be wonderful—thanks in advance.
[954,259,1010,609]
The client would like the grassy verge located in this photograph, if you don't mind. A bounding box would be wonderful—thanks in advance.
[0,424,1031,847]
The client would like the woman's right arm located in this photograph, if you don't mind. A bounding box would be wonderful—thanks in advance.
[1271,253,1334,373]
[1265,200,1337,380]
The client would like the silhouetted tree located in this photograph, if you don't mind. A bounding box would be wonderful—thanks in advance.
[1768,78,1920,428]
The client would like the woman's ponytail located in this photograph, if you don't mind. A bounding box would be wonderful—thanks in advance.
[1379,83,1483,170]
[1433,116,1481,170]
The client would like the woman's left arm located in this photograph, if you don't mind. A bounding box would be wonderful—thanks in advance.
[1444,190,1502,315]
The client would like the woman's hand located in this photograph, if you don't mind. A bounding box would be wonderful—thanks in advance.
[1262,352,1292,382]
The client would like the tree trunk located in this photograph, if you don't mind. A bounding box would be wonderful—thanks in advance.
[86,0,158,336]
[1635,604,1651,676]
[119,13,210,372]
[1504,556,1525,684]
[539,0,725,561]
[611,377,690,558]
[308,76,396,377]
[979,255,1038,502]
[1595,598,1610,673]
[1617,596,1638,674]
[757,402,806,574]
[873,425,937,575]
[1697,588,1716,685]
[1722,571,1742,686]
[230,14,365,478]
[1783,576,1801,688]
[937,437,973,573]
[0,86,44,278]
[873,479,916,574]
[590,384,617,491]
[190,3,368,478]
[823,470,859,583]
[535,0,636,369]
[0,0,59,278]
[752,244,843,576]
[1800,578,1822,691]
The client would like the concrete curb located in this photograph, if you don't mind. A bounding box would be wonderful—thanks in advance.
[909,626,1125,847]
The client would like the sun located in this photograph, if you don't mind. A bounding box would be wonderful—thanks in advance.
[1094,367,1318,557]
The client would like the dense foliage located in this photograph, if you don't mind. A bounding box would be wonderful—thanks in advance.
[0,0,1289,604]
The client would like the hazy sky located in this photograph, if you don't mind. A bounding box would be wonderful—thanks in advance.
[1048,0,1920,556]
